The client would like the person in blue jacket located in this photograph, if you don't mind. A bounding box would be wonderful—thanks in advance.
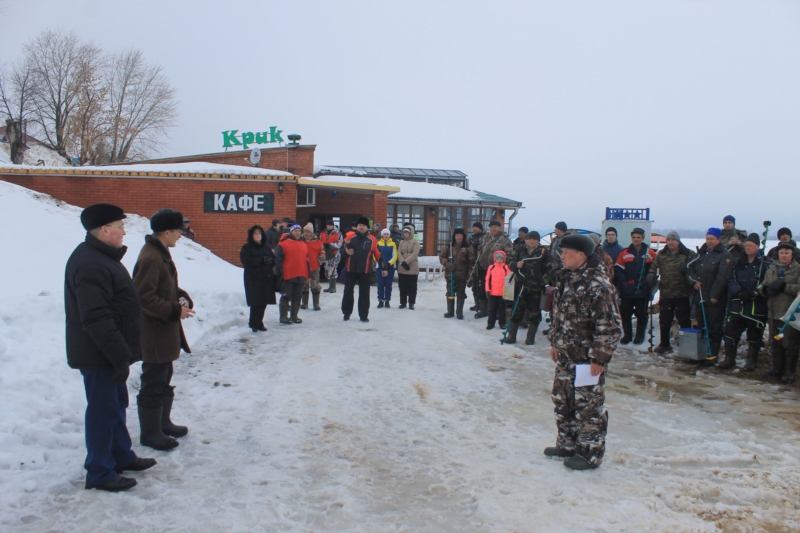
[602,227,624,264]
[376,228,398,308]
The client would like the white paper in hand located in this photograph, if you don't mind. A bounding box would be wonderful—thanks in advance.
[574,364,600,387]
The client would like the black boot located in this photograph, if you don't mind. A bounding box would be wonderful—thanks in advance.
[620,319,632,345]
[377,299,385,308]
[161,395,188,438]
[781,351,798,383]
[279,299,291,324]
[525,324,539,345]
[469,303,478,311]
[312,292,321,311]
[762,346,785,378]
[654,323,672,353]
[504,323,518,344]
[703,339,721,366]
[85,475,137,492]
[474,299,488,319]
[300,292,309,310]
[456,297,465,320]
[743,343,759,372]
[718,343,737,369]
[444,299,455,318]
[291,300,302,324]
[633,318,646,345]
[385,300,390,308]
[138,398,178,451]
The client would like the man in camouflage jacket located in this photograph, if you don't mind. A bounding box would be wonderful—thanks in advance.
[473,220,513,318]
[720,215,748,262]
[507,231,555,345]
[439,228,476,319]
[546,234,621,470]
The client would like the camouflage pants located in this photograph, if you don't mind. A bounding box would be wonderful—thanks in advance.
[445,277,468,299]
[551,362,608,467]
[511,291,542,326]
[303,269,321,295]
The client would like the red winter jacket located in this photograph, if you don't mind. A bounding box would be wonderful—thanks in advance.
[485,262,511,297]
[276,234,310,281]
[303,236,324,270]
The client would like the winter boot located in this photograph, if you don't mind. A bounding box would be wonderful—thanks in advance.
[525,324,539,345]
[543,446,574,458]
[444,299,455,318]
[456,297,465,320]
[385,300,391,308]
[743,343,760,372]
[323,278,336,293]
[762,348,785,379]
[504,323,518,344]
[377,299,385,309]
[470,303,478,311]
[300,292,309,310]
[655,323,673,353]
[138,399,178,451]
[781,350,798,383]
[703,339,721,366]
[161,394,188,438]
[474,299,488,319]
[718,343,737,370]
[312,292,321,311]
[564,455,598,470]
[279,299,292,324]
[633,318,646,345]
[290,301,302,324]
[620,319,633,345]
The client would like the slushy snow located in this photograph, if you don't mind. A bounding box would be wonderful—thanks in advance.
[1,180,799,532]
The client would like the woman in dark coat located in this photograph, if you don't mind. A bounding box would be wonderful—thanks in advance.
[240,225,277,332]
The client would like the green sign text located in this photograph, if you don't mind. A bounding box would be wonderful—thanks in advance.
[222,127,284,149]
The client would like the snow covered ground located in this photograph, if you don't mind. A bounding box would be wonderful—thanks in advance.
[0,142,71,167]
[1,180,799,532]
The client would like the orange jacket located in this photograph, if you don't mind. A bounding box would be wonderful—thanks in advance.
[277,234,309,281]
[303,237,324,270]
[485,262,511,296]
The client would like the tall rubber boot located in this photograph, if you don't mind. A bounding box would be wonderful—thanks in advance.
[620,319,633,345]
[161,395,188,438]
[633,318,646,345]
[762,347,785,379]
[138,399,178,451]
[525,324,539,345]
[743,343,759,372]
[655,324,673,353]
[444,299,455,318]
[456,297,465,320]
[718,343,737,369]
[504,323,518,344]
[291,300,302,324]
[474,299,488,319]
[781,350,798,383]
[279,299,292,324]
[300,292,309,310]
[323,278,336,293]
[312,292,321,311]
[703,339,721,366]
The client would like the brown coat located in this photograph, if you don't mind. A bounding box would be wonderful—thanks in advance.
[396,236,420,275]
[133,235,192,363]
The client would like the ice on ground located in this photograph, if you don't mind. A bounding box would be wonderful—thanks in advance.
[1,180,799,532]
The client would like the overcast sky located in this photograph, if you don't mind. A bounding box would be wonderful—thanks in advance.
[2,0,798,234]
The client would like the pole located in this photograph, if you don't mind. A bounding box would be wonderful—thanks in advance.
[697,289,713,358]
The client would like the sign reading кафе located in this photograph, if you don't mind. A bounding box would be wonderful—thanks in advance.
[204,192,274,213]
[222,128,283,149]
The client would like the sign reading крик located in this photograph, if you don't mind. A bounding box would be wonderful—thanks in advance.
[204,192,275,213]
[221,128,284,149]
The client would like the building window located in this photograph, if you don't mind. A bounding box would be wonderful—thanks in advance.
[388,204,425,249]
[436,207,465,252]
[468,207,494,231]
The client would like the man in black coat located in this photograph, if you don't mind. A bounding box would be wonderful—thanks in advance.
[264,218,281,249]
[65,204,156,492]
[342,216,382,322]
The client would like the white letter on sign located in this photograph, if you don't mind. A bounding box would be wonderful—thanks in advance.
[254,195,264,211]
[226,195,237,211]
[214,194,226,211]
[239,195,254,210]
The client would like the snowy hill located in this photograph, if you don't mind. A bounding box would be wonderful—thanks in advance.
[1,181,799,531]
[0,141,72,167]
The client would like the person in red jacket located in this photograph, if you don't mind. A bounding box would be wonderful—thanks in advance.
[275,224,310,324]
[301,223,324,311]
[485,250,511,330]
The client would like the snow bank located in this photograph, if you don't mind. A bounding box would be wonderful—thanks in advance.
[0,142,71,167]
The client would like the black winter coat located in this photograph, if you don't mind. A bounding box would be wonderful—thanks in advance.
[64,233,141,370]
[727,252,768,318]
[240,226,277,306]
[686,242,734,303]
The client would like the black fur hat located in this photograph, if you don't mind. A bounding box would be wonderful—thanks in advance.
[559,234,595,257]
[357,216,370,227]
[80,204,126,231]
[150,209,185,232]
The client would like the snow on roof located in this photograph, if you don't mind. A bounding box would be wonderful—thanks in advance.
[313,175,480,201]
[0,161,296,177]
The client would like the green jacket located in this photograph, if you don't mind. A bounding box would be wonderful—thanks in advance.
[511,244,555,292]
[649,244,696,299]
[762,260,800,319]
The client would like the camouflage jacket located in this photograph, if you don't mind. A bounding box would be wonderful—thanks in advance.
[761,259,800,319]
[649,243,696,299]
[547,254,621,366]
[477,232,513,269]
[721,227,748,261]
[439,242,475,280]
[511,244,555,292]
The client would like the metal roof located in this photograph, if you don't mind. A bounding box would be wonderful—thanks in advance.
[473,191,523,206]
[316,165,467,180]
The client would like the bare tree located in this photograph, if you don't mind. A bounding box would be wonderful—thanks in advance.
[1,60,37,164]
[66,58,110,165]
[24,30,102,158]
[106,49,178,162]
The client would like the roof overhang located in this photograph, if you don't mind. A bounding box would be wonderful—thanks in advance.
[298,177,400,193]
[388,197,523,208]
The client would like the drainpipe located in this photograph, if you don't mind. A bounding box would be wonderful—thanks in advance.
[507,207,519,235]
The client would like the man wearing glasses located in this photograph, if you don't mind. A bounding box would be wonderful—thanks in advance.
[65,204,156,492]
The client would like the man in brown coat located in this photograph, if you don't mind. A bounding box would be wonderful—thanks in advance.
[133,209,195,451]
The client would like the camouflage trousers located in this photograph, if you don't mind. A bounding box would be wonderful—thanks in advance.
[303,269,321,295]
[551,362,608,467]
[510,291,542,327]
[445,277,468,299]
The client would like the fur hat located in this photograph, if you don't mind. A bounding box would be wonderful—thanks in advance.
[304,222,314,232]
[524,231,541,241]
[745,233,760,246]
[588,233,601,245]
[559,234,595,257]
[489,220,501,228]
[357,216,370,227]
[631,227,645,236]
[150,209,185,232]
[472,221,483,231]
[555,221,568,232]
[81,204,126,231]
[666,230,680,241]
[778,227,792,239]
[707,227,722,239]
[723,215,735,224]
[452,228,466,243]
[282,217,293,223]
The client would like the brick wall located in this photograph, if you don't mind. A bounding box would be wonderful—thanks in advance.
[297,187,390,230]
[0,173,296,265]
[132,145,316,177]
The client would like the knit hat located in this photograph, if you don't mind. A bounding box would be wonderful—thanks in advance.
[776,242,797,253]
[356,216,370,227]
[489,220,501,227]
[150,209,185,232]
[631,227,645,236]
[745,233,760,246]
[666,230,681,241]
[707,227,722,239]
[519,226,529,234]
[282,217,293,223]
[381,228,390,236]
[559,234,595,257]
[304,222,314,232]
[80,204,126,231]
[524,231,541,241]
[588,233,601,245]
[290,223,302,232]
[555,221,568,232]
[326,219,334,226]
[605,227,617,236]
[723,215,735,224]
[778,227,792,239]
[493,250,506,261]
[472,222,483,230]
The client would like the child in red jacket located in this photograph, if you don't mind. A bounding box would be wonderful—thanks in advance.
[485,250,511,330]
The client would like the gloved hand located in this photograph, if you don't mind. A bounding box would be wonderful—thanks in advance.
[645,273,657,287]
[766,279,786,296]
[112,365,130,383]
[466,278,473,288]
[380,260,389,270]
[400,261,409,270]
[444,263,456,272]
